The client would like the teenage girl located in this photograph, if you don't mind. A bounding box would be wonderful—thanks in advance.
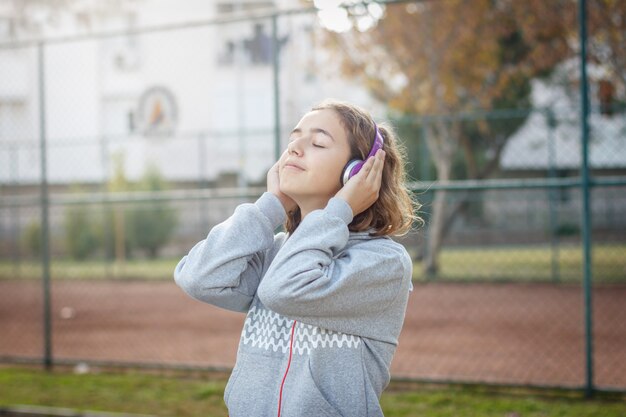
[175,99,420,417]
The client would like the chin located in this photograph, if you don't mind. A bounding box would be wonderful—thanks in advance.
[281,187,313,206]
[280,178,335,201]
[278,183,299,199]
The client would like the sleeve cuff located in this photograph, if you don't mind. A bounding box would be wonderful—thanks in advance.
[255,192,287,229]
[325,197,354,225]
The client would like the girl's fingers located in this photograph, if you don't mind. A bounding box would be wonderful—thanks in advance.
[365,152,378,173]
[270,161,280,175]
[376,150,385,180]
[366,150,385,183]
[355,156,374,183]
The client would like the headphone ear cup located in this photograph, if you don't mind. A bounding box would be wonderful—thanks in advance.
[341,159,363,186]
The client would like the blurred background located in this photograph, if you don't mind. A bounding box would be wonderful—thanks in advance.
[0,0,624,396]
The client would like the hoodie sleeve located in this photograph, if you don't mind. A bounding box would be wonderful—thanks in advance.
[256,196,413,338]
[174,192,286,313]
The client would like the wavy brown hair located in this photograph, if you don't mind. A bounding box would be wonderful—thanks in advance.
[284,99,422,237]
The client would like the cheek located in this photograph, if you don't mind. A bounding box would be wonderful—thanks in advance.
[277,151,290,176]
[278,150,289,165]
[316,159,345,189]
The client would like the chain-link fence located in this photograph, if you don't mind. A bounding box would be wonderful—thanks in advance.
[0,0,625,393]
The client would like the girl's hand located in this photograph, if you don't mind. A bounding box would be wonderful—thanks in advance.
[335,149,385,216]
[267,154,298,214]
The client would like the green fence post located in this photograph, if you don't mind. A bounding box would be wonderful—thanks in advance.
[546,108,561,283]
[272,13,281,162]
[197,133,209,235]
[38,41,53,372]
[100,134,112,277]
[419,120,430,183]
[9,144,22,279]
[420,119,434,280]
[578,0,594,398]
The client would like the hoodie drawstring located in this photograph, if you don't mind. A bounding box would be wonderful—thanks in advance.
[277,320,297,417]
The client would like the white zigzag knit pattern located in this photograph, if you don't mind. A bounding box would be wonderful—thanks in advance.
[240,305,292,353]
[241,305,361,355]
[293,322,361,355]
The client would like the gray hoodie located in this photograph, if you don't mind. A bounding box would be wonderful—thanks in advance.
[174,192,413,417]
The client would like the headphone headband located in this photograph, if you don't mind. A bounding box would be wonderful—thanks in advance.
[341,122,385,185]
[368,123,385,160]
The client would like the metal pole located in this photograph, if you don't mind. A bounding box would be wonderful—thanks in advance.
[100,135,112,275]
[546,109,560,283]
[9,145,22,278]
[419,121,431,266]
[235,3,247,192]
[578,0,594,398]
[271,14,281,162]
[419,122,430,182]
[198,133,209,235]
[37,42,53,371]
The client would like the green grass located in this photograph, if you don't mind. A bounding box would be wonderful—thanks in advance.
[1,367,625,417]
[410,243,626,283]
[1,244,624,283]
[0,258,179,281]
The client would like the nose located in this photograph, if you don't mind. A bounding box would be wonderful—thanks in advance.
[287,136,305,156]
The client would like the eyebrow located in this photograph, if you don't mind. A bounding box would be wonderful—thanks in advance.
[290,127,335,142]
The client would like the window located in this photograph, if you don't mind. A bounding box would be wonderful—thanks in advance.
[215,2,288,66]
[598,79,615,117]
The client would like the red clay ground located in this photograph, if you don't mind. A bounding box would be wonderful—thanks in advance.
[0,280,624,389]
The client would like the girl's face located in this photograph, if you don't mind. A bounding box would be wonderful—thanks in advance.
[279,109,352,205]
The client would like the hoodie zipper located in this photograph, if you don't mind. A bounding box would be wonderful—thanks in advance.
[277,320,297,417]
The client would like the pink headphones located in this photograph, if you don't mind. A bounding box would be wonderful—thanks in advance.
[340,123,385,186]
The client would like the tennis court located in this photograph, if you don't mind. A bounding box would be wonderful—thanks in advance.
[1,279,624,389]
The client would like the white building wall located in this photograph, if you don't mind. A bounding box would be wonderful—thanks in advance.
[0,0,380,186]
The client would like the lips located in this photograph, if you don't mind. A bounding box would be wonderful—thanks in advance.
[284,161,305,171]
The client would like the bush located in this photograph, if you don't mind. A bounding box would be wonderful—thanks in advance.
[97,205,135,260]
[101,154,178,260]
[556,222,580,236]
[128,164,178,258]
[64,205,100,260]
[21,220,41,258]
